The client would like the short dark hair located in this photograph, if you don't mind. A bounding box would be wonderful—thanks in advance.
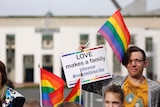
[122,46,146,66]
[104,84,124,103]
[0,60,8,86]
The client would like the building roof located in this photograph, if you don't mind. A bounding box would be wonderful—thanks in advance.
[122,0,160,16]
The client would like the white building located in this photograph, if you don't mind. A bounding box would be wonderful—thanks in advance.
[0,16,160,84]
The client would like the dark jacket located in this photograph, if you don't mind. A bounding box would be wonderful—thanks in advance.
[4,86,25,107]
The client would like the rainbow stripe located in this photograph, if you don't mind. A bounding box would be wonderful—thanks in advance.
[82,75,111,83]
[41,68,65,106]
[64,79,83,105]
[62,46,103,57]
[98,10,130,62]
[49,86,64,107]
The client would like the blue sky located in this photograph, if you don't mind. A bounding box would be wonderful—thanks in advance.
[0,0,159,16]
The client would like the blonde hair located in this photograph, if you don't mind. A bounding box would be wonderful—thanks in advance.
[58,102,82,107]
[23,99,41,107]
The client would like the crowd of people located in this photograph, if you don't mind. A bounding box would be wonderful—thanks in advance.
[1,45,160,107]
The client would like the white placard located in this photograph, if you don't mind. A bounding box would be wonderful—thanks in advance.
[61,45,112,88]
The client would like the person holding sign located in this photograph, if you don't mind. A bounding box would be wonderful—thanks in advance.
[82,46,160,107]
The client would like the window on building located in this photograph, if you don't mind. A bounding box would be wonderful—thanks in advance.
[23,55,34,67]
[23,55,34,82]
[146,37,153,52]
[97,34,105,45]
[113,54,121,74]
[6,34,15,73]
[42,55,53,72]
[80,34,89,45]
[6,34,15,46]
[130,34,135,45]
[42,34,53,49]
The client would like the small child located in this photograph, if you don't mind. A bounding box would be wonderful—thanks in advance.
[103,84,124,107]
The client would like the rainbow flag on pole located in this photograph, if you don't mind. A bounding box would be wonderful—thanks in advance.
[64,79,83,105]
[40,68,65,106]
[98,9,130,62]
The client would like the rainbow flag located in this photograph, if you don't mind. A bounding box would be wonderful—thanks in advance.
[40,68,65,106]
[98,9,130,62]
[64,79,83,105]
[49,86,64,107]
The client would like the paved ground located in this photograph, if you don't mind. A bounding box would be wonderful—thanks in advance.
[15,83,103,107]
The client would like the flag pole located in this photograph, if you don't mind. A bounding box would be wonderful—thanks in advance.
[38,64,43,107]
[79,78,82,105]
[84,34,97,47]
[82,34,97,105]
[79,71,83,105]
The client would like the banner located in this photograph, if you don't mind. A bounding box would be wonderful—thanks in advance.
[61,45,112,88]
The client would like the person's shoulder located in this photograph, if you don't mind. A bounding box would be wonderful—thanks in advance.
[7,87,24,98]
[147,78,160,85]
[110,75,126,86]
[147,78,160,89]
[5,87,26,107]
[12,97,26,107]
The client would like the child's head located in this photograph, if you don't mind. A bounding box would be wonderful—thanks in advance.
[104,84,124,107]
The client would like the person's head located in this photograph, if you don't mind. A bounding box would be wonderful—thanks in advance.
[104,84,124,107]
[23,99,41,107]
[122,46,148,78]
[58,102,82,107]
[0,60,8,87]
